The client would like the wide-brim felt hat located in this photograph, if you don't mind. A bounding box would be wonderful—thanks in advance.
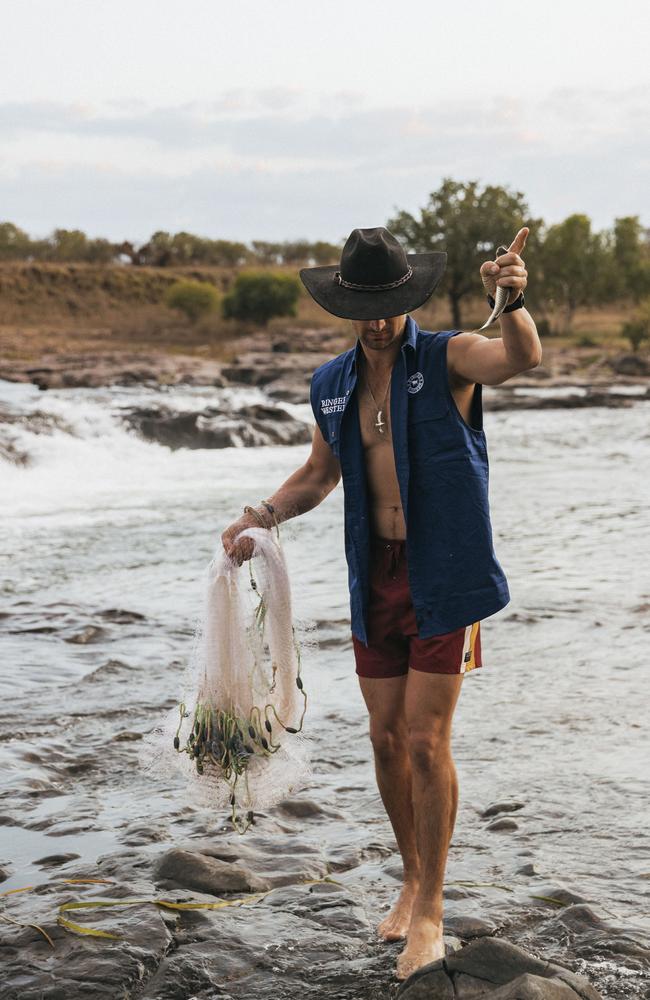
[299,226,447,320]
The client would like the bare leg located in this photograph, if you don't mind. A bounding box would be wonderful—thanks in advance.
[395,671,464,980]
[357,674,421,940]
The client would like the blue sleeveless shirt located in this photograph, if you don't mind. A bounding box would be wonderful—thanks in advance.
[309,314,510,645]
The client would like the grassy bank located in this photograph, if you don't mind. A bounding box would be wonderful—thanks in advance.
[0,261,642,366]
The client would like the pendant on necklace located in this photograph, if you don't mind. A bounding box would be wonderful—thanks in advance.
[375,410,385,433]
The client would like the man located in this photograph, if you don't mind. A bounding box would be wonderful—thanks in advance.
[221,225,540,981]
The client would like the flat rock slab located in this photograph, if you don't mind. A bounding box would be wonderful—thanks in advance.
[154,848,271,894]
[396,936,602,999]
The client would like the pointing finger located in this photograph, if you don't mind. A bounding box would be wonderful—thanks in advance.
[508,227,529,255]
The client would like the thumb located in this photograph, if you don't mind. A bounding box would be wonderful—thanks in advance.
[508,227,529,254]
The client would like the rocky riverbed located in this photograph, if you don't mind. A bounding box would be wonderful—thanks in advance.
[1,374,649,998]
[1,324,649,402]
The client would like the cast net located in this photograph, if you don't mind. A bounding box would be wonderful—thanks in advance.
[143,524,315,833]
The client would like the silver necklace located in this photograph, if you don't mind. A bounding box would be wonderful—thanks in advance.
[363,365,391,434]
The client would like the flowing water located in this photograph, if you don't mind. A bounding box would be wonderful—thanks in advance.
[1,378,649,998]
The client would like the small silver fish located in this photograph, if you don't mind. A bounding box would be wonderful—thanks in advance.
[471,244,510,333]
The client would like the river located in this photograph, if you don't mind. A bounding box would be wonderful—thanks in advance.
[1,378,648,999]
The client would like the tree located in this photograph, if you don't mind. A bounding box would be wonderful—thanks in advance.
[621,297,650,352]
[387,178,541,328]
[612,216,650,303]
[310,240,342,265]
[164,280,220,322]
[222,271,301,325]
[139,231,174,266]
[49,228,89,262]
[538,214,609,331]
[0,222,31,260]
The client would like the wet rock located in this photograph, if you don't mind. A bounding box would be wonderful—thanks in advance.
[0,353,227,390]
[266,375,310,403]
[444,887,475,900]
[516,862,540,876]
[276,796,330,819]
[444,914,497,938]
[138,905,360,999]
[196,833,328,887]
[122,824,169,845]
[220,349,332,390]
[64,625,106,645]
[98,608,146,624]
[482,801,526,818]
[154,848,270,894]
[383,858,407,881]
[608,353,650,376]
[113,730,143,742]
[264,881,370,936]
[486,817,519,832]
[0,866,8,882]
[399,966,455,998]
[397,936,603,999]
[533,884,589,906]
[551,903,608,932]
[0,892,172,999]
[490,389,638,410]
[546,962,618,998]
[477,972,583,997]
[34,852,81,867]
[123,403,311,449]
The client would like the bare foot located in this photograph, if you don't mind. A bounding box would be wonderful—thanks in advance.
[395,914,445,980]
[376,882,420,941]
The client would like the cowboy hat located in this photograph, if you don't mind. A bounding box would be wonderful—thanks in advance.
[299,226,446,320]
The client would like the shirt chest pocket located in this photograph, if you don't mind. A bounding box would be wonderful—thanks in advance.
[408,396,458,460]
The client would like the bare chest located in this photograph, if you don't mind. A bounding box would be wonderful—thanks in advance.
[358,377,393,449]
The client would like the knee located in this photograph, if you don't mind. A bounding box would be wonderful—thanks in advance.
[369,722,408,762]
[407,726,450,772]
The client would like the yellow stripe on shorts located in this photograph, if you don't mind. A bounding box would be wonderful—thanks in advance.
[459,622,480,673]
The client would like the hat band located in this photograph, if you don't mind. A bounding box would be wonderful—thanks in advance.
[333,264,413,291]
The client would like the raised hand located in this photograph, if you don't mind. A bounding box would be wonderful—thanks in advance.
[480,227,529,305]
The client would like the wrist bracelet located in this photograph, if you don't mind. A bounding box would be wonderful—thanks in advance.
[260,499,280,539]
[243,505,268,528]
[487,291,525,313]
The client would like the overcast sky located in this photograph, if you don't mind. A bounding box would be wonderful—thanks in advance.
[1,0,648,244]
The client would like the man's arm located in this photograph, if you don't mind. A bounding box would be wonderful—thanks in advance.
[221,422,341,564]
[448,308,542,386]
[448,225,542,386]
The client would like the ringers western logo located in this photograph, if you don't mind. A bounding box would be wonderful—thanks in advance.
[407,372,424,394]
[320,396,347,414]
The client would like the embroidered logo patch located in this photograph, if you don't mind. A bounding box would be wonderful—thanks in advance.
[407,372,424,394]
[320,396,346,414]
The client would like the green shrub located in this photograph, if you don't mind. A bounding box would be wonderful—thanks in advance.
[620,298,650,352]
[164,279,220,322]
[576,333,597,347]
[222,271,301,325]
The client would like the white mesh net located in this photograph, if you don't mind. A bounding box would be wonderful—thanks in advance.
[143,526,316,833]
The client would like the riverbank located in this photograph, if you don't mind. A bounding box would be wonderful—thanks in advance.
[1,322,649,404]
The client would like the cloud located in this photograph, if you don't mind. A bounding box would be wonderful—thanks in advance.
[0,87,647,241]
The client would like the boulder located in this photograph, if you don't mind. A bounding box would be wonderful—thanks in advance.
[154,848,270,894]
[397,936,602,1000]
[123,402,311,449]
[608,353,650,376]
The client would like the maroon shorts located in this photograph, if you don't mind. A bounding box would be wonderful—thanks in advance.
[352,536,482,679]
